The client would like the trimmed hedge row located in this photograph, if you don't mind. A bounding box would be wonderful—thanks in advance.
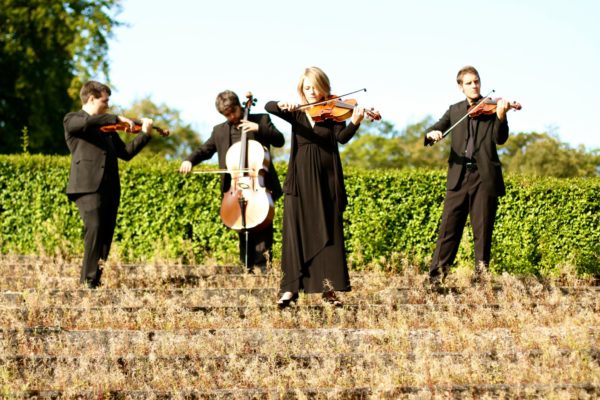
[1,155,598,275]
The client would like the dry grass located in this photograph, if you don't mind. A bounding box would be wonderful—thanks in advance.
[0,254,598,398]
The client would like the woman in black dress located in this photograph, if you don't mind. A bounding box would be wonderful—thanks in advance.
[265,67,365,308]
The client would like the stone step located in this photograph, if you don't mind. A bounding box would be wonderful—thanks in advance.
[0,287,277,306]
[1,257,597,289]
[0,262,246,275]
[0,272,274,290]
[3,350,599,392]
[2,255,597,397]
[3,348,598,370]
[1,285,598,306]
[10,385,600,399]
[2,327,597,356]
[1,302,596,330]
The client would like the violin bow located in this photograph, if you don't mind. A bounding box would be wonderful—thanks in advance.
[296,88,367,110]
[190,168,255,175]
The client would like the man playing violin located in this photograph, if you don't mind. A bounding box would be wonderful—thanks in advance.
[179,90,285,273]
[425,66,511,286]
[64,81,155,288]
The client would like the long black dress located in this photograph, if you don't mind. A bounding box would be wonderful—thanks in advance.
[265,101,360,294]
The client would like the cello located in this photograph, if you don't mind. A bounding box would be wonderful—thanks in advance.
[220,92,275,242]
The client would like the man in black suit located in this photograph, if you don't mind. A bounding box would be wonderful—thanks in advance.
[179,90,285,273]
[425,66,511,285]
[64,81,155,288]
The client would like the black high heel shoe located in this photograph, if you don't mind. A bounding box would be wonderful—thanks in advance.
[277,292,298,309]
[322,291,343,307]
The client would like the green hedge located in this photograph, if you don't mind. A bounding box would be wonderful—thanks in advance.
[1,155,598,275]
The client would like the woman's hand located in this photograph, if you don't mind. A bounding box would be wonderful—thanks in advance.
[277,101,299,112]
[351,106,365,125]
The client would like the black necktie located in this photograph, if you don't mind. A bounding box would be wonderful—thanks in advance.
[465,117,476,159]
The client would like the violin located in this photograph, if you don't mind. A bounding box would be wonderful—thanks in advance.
[298,88,381,122]
[308,96,382,122]
[426,90,522,146]
[220,92,274,233]
[468,97,522,118]
[100,121,170,137]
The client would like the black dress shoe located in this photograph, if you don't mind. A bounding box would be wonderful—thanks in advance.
[471,261,490,285]
[428,276,444,293]
[84,278,101,289]
[247,264,267,275]
[85,268,103,289]
[277,292,298,309]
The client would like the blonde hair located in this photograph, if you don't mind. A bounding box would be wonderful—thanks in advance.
[296,67,331,105]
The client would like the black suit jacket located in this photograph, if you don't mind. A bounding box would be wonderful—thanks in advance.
[425,99,509,196]
[186,113,285,201]
[64,110,151,195]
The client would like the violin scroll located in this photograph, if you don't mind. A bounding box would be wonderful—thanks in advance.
[364,108,382,122]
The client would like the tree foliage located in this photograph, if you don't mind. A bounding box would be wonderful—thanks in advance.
[341,116,449,170]
[0,0,122,154]
[499,132,600,177]
[342,118,599,178]
[115,97,202,160]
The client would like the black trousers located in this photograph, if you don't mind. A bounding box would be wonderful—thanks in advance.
[73,180,120,284]
[238,222,273,269]
[430,168,498,279]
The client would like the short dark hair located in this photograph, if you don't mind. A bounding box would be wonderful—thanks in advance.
[215,90,241,115]
[80,81,111,104]
[456,66,480,85]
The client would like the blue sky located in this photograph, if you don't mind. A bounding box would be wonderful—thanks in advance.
[107,0,600,150]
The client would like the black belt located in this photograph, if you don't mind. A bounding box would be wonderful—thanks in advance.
[465,162,477,171]
[450,156,478,170]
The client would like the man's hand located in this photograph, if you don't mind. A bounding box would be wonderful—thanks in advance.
[140,117,154,135]
[426,130,443,143]
[238,120,259,134]
[117,115,136,132]
[495,99,511,121]
[179,160,192,174]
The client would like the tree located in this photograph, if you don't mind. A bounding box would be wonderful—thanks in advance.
[341,115,600,177]
[341,120,407,169]
[115,97,202,160]
[0,1,122,154]
[341,116,449,169]
[500,132,600,178]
